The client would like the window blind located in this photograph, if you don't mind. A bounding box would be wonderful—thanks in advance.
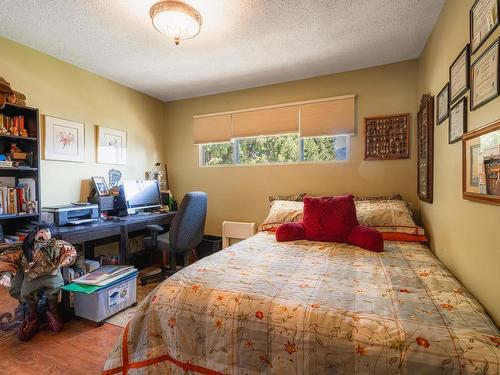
[192,95,355,144]
[299,96,355,137]
[231,105,299,138]
[193,114,232,144]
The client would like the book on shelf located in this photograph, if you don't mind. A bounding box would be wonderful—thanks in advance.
[73,265,135,286]
[0,177,37,216]
[0,114,27,136]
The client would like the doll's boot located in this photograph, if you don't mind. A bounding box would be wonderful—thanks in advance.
[46,299,63,333]
[18,303,39,341]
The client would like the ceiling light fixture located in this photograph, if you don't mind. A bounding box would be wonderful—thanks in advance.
[150,1,203,45]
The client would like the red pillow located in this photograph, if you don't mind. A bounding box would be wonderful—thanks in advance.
[276,222,305,242]
[348,225,384,252]
[302,194,358,242]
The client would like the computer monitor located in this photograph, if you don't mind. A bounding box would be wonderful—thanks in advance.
[122,180,161,214]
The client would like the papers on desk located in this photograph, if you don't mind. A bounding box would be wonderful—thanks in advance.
[73,265,135,286]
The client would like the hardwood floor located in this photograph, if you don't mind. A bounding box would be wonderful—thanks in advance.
[0,287,122,375]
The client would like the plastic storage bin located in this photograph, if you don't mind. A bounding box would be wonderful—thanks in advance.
[73,271,138,324]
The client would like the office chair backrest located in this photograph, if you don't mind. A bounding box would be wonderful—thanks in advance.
[169,191,207,252]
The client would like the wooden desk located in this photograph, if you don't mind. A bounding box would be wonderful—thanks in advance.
[57,212,176,264]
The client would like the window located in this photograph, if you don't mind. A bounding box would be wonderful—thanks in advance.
[200,135,348,166]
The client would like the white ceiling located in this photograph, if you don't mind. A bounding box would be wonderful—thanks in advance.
[0,0,444,102]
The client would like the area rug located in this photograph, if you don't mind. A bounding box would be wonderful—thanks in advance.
[104,267,161,328]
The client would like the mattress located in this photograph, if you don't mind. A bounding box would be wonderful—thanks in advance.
[103,232,499,374]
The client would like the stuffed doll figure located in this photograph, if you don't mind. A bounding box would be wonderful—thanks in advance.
[0,223,77,341]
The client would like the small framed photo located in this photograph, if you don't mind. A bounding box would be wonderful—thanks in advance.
[44,115,85,162]
[449,97,467,144]
[463,119,500,205]
[471,37,499,110]
[470,0,499,54]
[96,126,127,165]
[91,176,109,196]
[436,83,449,125]
[449,45,470,104]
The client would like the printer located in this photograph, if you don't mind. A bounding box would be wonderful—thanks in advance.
[42,204,99,226]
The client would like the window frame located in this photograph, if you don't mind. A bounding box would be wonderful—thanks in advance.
[199,134,350,167]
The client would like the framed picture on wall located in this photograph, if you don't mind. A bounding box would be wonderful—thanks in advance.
[449,44,470,104]
[43,115,85,162]
[470,0,499,54]
[417,94,434,203]
[96,126,127,165]
[463,119,500,205]
[470,37,499,110]
[449,97,467,144]
[436,83,449,125]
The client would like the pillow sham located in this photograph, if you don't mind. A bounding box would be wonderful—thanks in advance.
[353,194,402,202]
[259,200,304,231]
[355,200,427,242]
[268,193,307,205]
[355,200,415,227]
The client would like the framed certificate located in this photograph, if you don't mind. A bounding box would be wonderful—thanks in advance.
[449,97,467,144]
[470,0,499,54]
[471,38,499,110]
[449,45,470,104]
[436,83,449,125]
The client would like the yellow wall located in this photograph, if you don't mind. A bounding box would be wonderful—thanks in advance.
[164,60,419,235]
[0,36,165,205]
[418,0,500,324]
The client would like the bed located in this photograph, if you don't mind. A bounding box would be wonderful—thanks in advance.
[103,230,499,374]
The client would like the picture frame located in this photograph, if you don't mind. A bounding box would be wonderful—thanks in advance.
[470,37,499,110]
[96,126,127,165]
[43,115,85,162]
[449,44,470,104]
[449,97,468,144]
[417,94,434,203]
[470,0,499,54]
[364,113,410,160]
[436,83,449,125]
[91,176,109,196]
[462,119,500,205]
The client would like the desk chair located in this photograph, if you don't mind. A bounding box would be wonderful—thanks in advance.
[140,192,207,285]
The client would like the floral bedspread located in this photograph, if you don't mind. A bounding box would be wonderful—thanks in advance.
[103,232,499,374]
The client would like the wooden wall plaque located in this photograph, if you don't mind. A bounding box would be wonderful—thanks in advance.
[364,113,410,160]
[417,94,435,203]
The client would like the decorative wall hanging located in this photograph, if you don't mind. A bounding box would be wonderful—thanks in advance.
[463,119,500,205]
[417,94,434,203]
[436,83,449,125]
[449,44,470,104]
[449,97,468,144]
[470,37,499,110]
[364,113,410,160]
[44,115,85,162]
[470,0,499,53]
[96,126,127,165]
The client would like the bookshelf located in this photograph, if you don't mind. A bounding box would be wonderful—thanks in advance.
[0,102,41,236]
